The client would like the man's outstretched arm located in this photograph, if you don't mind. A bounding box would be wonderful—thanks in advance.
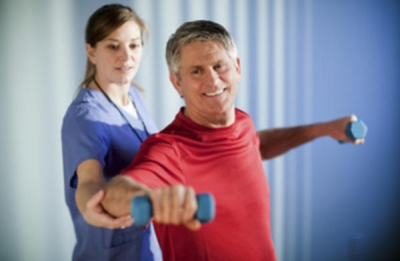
[258,114,365,160]
[101,175,201,231]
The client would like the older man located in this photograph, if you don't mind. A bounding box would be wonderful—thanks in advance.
[101,20,364,261]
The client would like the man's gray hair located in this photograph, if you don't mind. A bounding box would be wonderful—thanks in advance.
[165,20,238,75]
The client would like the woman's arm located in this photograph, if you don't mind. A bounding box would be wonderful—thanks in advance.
[75,159,133,229]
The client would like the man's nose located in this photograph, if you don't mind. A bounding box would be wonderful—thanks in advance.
[204,69,219,86]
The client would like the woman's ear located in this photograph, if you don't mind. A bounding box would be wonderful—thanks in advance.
[86,43,96,64]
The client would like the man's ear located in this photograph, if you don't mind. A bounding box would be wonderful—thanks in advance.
[170,73,184,97]
[235,57,241,82]
[86,43,96,64]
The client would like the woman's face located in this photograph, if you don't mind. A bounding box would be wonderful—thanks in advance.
[87,20,143,86]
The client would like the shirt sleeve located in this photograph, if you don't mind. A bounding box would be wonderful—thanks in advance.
[62,105,110,188]
[121,135,185,189]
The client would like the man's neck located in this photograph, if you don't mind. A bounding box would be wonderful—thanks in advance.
[183,107,235,128]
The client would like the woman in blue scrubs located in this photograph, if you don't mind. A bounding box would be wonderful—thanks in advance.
[61,4,161,260]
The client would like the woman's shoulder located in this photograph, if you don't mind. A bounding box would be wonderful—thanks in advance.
[62,88,112,131]
[69,88,110,118]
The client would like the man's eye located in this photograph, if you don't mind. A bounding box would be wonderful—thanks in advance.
[215,64,224,70]
[192,70,200,74]
[130,43,139,49]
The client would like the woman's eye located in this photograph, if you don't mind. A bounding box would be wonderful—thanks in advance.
[108,45,118,50]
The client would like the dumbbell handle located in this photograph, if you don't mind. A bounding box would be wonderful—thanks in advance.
[340,120,368,143]
[131,193,215,227]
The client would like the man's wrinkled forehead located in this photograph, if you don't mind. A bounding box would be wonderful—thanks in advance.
[177,40,232,66]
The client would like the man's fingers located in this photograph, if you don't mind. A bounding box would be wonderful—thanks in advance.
[353,138,365,145]
[151,189,163,223]
[150,185,198,226]
[184,219,201,231]
[170,186,183,224]
[161,186,172,223]
[182,187,197,223]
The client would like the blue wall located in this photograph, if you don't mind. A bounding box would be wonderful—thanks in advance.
[311,0,400,260]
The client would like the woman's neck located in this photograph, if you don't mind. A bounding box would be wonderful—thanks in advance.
[90,77,131,106]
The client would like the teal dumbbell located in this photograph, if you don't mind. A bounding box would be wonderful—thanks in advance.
[340,120,368,143]
[132,193,215,227]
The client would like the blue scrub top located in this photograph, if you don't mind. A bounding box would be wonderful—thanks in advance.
[61,86,162,260]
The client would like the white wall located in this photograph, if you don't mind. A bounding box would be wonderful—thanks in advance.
[0,0,76,260]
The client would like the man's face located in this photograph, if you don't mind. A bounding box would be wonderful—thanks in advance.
[170,41,241,127]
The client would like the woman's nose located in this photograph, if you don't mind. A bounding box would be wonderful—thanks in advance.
[120,46,131,60]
